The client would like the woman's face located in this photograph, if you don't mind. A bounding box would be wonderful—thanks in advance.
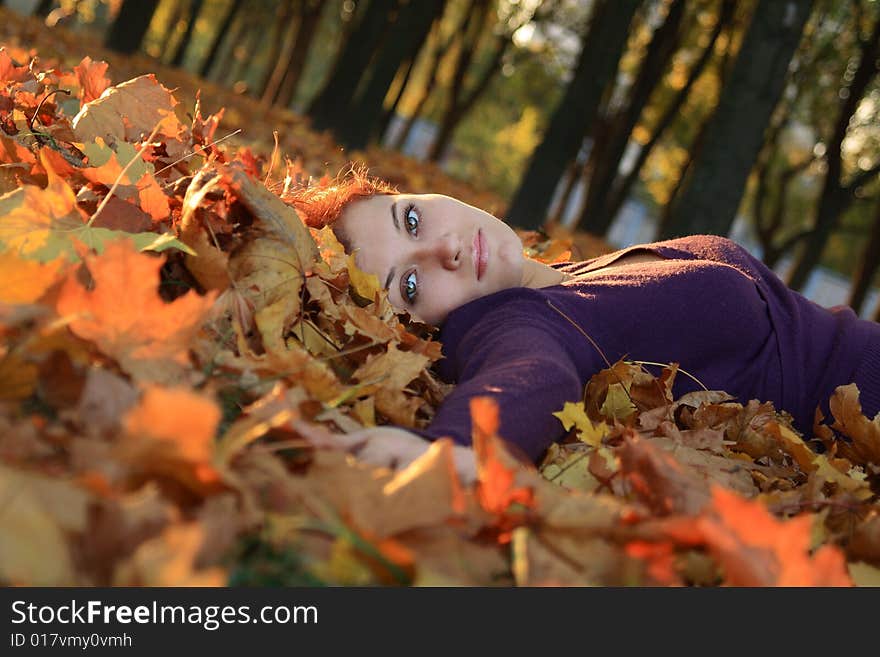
[334,193,526,325]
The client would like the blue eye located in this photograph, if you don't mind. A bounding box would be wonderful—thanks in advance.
[402,270,418,304]
[404,204,419,236]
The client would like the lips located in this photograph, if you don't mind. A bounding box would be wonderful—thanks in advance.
[474,229,487,281]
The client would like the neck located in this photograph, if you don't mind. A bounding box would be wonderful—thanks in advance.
[521,257,570,288]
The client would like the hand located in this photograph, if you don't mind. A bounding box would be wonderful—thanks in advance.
[293,421,477,485]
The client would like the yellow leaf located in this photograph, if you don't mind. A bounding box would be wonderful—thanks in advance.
[600,382,637,421]
[0,251,64,304]
[849,561,880,587]
[552,401,610,447]
[0,464,91,585]
[347,252,382,301]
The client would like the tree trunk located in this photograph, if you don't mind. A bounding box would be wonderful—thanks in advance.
[848,201,880,315]
[506,0,642,230]
[339,0,447,152]
[35,0,54,16]
[199,0,244,78]
[576,0,686,236]
[427,25,511,162]
[307,0,399,134]
[105,0,161,55]
[253,2,296,98]
[785,12,880,291]
[274,1,326,107]
[604,0,734,228]
[377,55,416,142]
[211,5,248,81]
[659,0,813,240]
[391,0,476,151]
[170,0,206,69]
[226,13,264,86]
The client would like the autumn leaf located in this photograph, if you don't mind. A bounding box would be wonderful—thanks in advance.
[56,239,217,382]
[553,400,610,446]
[828,384,880,467]
[697,486,852,587]
[73,56,111,104]
[0,250,64,304]
[471,397,535,518]
[0,150,84,259]
[121,385,223,490]
[72,74,186,154]
[0,464,92,585]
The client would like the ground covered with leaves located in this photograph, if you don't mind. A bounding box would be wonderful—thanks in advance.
[2,41,880,587]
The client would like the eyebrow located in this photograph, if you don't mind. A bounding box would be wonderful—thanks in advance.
[384,200,400,292]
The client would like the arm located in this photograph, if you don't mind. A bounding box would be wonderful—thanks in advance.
[411,295,587,462]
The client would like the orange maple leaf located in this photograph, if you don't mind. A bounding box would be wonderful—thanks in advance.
[698,486,852,587]
[56,239,216,382]
[73,56,111,104]
[471,397,535,516]
[121,385,222,489]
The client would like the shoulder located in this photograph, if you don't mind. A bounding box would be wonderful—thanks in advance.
[436,286,575,380]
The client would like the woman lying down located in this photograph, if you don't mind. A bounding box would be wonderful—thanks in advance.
[289,168,880,484]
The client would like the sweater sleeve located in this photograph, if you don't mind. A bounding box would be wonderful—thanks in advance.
[409,293,588,463]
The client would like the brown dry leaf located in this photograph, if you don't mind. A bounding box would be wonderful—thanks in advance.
[618,432,713,515]
[220,162,320,267]
[368,439,468,539]
[56,239,217,383]
[113,522,227,586]
[0,464,92,585]
[72,75,186,154]
[178,169,230,290]
[352,343,430,424]
[75,366,140,436]
[405,525,509,585]
[828,384,880,467]
[765,419,872,499]
[512,526,623,586]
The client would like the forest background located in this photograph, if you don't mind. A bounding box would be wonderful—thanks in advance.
[2,0,880,588]
[3,0,880,318]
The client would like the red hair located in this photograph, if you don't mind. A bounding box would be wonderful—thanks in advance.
[284,164,398,236]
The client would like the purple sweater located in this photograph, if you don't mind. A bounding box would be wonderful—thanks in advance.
[410,235,880,461]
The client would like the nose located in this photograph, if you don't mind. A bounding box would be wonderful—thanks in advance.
[416,233,462,271]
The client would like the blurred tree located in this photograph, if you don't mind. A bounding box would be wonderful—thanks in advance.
[786,5,880,291]
[659,0,813,239]
[275,1,328,107]
[506,0,642,231]
[199,0,245,78]
[35,0,53,17]
[157,0,187,62]
[602,0,735,230]
[424,0,493,161]
[576,0,687,235]
[748,5,836,270]
[850,199,880,314]
[105,0,161,55]
[307,0,399,134]
[252,1,295,97]
[339,0,447,151]
[224,8,264,88]
[376,54,416,140]
[170,0,206,68]
[391,0,476,151]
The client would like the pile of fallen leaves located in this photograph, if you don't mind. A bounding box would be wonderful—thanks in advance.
[2,50,880,587]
